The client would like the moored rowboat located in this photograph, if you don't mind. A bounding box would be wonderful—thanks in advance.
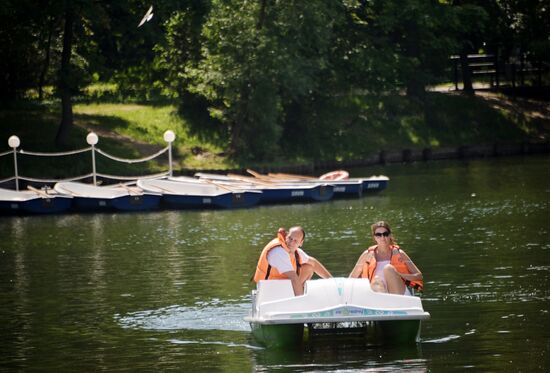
[0,187,72,214]
[195,173,335,203]
[263,170,389,195]
[137,178,261,209]
[54,181,161,212]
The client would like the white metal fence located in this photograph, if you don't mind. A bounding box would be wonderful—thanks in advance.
[0,130,176,190]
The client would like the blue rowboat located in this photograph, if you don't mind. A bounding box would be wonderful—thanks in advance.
[54,182,161,212]
[263,173,363,198]
[254,183,334,204]
[137,178,261,209]
[325,179,364,197]
[359,175,389,193]
[195,173,335,204]
[0,187,73,215]
[263,171,389,197]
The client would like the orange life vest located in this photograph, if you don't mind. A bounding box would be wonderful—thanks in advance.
[361,244,423,291]
[253,228,302,282]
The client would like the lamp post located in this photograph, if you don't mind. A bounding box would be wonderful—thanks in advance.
[163,130,176,176]
[8,136,20,191]
[86,132,99,185]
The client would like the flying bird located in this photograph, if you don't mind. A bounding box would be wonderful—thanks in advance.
[138,5,154,28]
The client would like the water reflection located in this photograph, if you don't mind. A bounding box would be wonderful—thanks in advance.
[252,342,427,372]
[1,155,549,371]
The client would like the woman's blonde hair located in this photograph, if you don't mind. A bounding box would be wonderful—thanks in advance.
[370,220,396,245]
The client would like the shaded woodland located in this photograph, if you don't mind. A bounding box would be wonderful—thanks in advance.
[2,0,549,160]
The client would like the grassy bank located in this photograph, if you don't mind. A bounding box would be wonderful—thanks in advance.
[0,101,234,181]
[72,102,232,170]
[1,90,547,181]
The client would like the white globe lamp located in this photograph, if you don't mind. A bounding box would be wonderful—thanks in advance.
[163,130,176,143]
[8,135,20,149]
[86,132,99,146]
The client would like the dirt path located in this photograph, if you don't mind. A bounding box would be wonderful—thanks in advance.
[434,86,550,140]
[76,123,164,156]
[476,91,550,140]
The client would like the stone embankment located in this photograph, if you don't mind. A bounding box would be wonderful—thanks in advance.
[186,139,549,176]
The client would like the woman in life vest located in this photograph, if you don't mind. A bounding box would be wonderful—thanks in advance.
[253,226,332,296]
[349,221,423,295]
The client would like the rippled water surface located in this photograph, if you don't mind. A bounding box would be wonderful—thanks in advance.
[1,155,549,372]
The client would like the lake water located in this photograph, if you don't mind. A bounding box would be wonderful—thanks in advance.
[1,155,548,372]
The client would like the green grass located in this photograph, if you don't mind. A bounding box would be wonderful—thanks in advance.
[72,103,234,170]
[0,102,166,180]
[1,89,545,181]
[0,101,236,180]
[288,91,534,162]
[73,103,183,146]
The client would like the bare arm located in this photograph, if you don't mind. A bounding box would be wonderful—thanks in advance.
[307,256,332,279]
[349,251,369,278]
[283,271,304,296]
[399,251,423,282]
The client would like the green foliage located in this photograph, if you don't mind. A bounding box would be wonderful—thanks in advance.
[82,83,119,101]
[157,2,223,144]
[2,0,548,164]
[0,1,58,101]
[0,91,540,175]
[181,0,346,161]
[157,3,210,97]
[0,101,160,179]
[279,92,530,161]
[112,64,165,101]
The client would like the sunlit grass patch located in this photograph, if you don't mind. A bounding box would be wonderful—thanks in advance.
[72,102,227,170]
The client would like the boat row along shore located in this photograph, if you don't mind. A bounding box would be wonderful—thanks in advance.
[0,170,388,215]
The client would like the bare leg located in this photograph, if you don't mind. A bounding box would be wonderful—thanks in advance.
[299,263,314,289]
[370,275,388,293]
[384,264,406,295]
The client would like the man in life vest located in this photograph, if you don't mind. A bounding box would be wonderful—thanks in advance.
[349,221,423,295]
[253,226,332,296]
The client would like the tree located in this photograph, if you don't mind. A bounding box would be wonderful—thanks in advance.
[448,1,489,95]
[496,0,550,86]
[177,0,344,160]
[368,0,455,98]
[55,1,76,147]
[0,1,49,101]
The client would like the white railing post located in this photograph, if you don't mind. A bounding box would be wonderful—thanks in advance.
[8,135,20,191]
[163,130,176,177]
[86,132,99,185]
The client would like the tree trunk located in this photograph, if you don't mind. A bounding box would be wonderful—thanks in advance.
[55,5,75,147]
[38,17,55,101]
[406,75,426,99]
[404,23,426,99]
[459,50,474,95]
[257,0,267,30]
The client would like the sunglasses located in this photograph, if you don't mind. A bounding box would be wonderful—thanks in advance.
[374,231,390,237]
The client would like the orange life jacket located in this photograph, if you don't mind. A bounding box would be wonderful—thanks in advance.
[253,228,302,282]
[361,244,423,291]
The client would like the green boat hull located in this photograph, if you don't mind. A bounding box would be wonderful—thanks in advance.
[251,323,305,348]
[365,320,422,345]
[250,320,422,347]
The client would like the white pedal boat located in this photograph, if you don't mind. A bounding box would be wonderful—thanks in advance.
[245,277,430,347]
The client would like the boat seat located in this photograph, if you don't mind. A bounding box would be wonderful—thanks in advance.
[256,280,294,304]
